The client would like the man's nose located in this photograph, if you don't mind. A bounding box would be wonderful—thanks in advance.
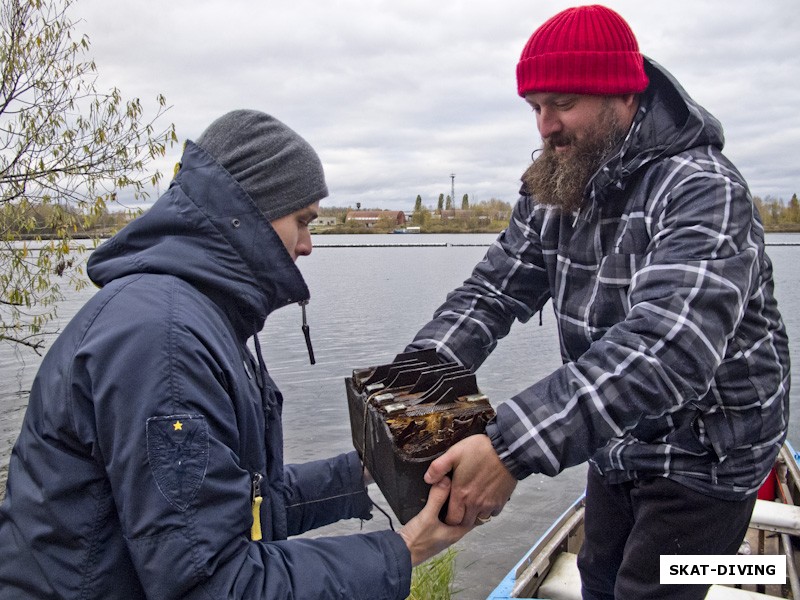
[537,108,562,140]
[297,230,313,257]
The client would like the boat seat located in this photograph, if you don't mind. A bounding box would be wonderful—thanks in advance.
[536,552,783,600]
[704,586,786,599]
[750,498,800,536]
[537,552,582,600]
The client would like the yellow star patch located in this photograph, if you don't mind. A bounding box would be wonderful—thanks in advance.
[173,420,183,431]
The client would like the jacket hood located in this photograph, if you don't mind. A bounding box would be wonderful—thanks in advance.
[87,141,310,340]
[591,57,725,194]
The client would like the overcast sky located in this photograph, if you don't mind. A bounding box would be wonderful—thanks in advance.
[75,0,799,212]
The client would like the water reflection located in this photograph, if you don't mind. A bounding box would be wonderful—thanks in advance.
[1,232,798,597]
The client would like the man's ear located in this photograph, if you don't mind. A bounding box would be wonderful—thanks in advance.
[619,93,640,124]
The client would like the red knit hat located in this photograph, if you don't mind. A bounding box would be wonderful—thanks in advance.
[516,5,649,97]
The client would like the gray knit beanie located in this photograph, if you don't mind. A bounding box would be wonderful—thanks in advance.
[195,110,328,221]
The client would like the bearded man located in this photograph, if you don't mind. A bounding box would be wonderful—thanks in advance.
[404,5,790,599]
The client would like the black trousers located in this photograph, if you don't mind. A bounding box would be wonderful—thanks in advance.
[577,467,757,600]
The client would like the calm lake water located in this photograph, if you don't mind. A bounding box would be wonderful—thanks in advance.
[1,232,798,599]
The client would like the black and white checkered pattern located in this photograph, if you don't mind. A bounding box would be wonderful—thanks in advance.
[408,59,790,500]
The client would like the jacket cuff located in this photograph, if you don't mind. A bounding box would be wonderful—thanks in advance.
[344,451,375,520]
[389,531,413,599]
[486,421,528,480]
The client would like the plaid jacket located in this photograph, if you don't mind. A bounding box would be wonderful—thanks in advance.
[408,59,790,500]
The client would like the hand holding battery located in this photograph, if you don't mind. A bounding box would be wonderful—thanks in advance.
[424,433,517,527]
[398,477,473,566]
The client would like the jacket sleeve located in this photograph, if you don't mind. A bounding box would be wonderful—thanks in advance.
[77,280,411,600]
[405,195,552,369]
[489,169,780,480]
[283,451,374,536]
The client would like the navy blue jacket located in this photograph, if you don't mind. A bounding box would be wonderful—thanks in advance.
[0,142,411,599]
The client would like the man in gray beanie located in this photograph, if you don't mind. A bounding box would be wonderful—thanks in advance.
[0,109,472,600]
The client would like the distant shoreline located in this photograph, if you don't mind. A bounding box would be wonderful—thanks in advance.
[310,226,800,235]
[10,226,800,241]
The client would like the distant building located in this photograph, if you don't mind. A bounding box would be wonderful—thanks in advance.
[439,209,475,220]
[345,210,407,228]
[436,208,502,222]
[310,216,337,230]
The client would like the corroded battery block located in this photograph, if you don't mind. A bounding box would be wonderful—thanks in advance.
[346,348,495,524]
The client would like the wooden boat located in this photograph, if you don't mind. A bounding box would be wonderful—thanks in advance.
[487,442,800,600]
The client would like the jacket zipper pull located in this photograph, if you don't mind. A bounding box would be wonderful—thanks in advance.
[251,472,264,541]
[299,300,316,365]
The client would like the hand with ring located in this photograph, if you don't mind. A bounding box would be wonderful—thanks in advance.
[424,434,517,527]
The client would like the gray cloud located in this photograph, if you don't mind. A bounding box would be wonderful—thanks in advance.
[77,0,800,210]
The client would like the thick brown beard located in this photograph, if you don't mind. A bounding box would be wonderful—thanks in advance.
[522,100,629,214]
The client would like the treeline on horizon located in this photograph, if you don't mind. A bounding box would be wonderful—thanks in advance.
[754,194,800,231]
[317,197,515,233]
[2,193,799,238]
